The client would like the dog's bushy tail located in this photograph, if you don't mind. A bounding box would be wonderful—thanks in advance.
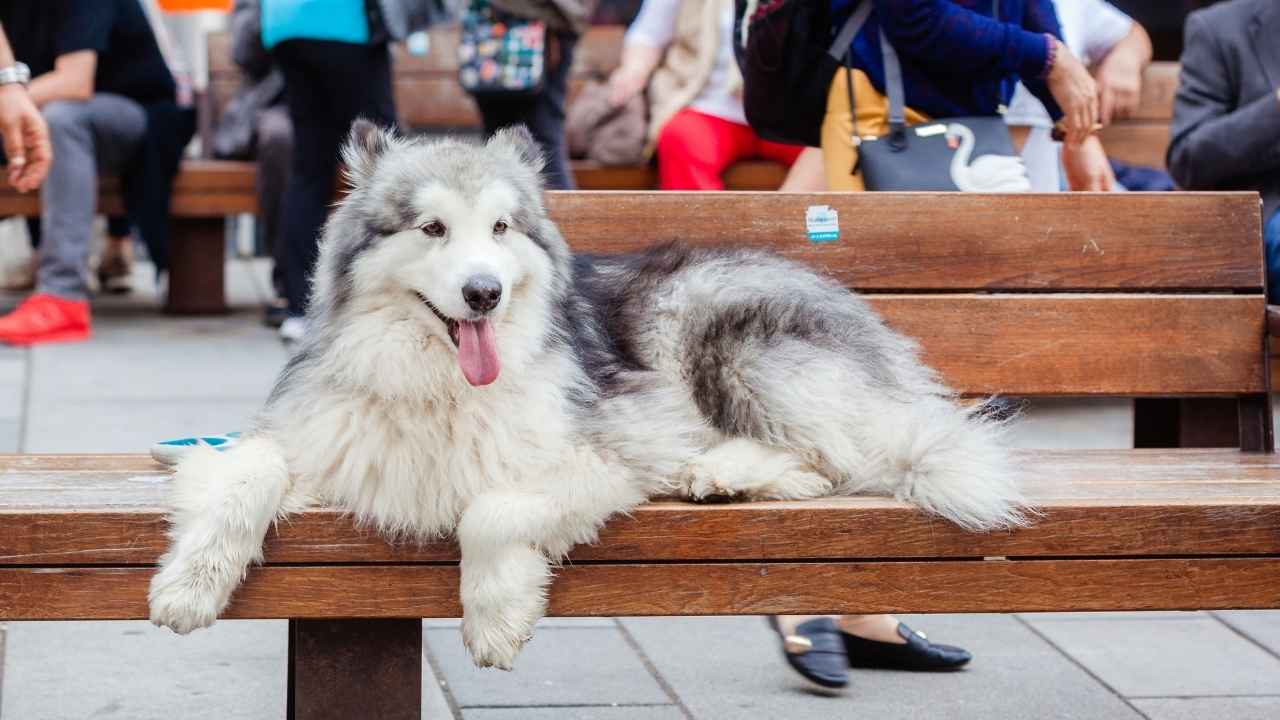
[865,397,1029,531]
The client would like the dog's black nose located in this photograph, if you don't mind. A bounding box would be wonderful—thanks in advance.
[462,274,502,313]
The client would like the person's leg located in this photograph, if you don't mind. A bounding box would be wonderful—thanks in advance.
[777,147,827,192]
[276,41,394,324]
[255,104,294,302]
[0,95,146,345]
[656,109,751,190]
[1266,209,1280,305]
[471,32,577,189]
[99,216,134,294]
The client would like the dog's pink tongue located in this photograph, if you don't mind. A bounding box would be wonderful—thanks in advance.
[457,319,500,386]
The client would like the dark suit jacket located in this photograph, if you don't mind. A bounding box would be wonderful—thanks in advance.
[1168,0,1280,221]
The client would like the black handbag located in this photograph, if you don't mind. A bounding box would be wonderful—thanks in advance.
[835,1,1031,192]
[736,0,837,147]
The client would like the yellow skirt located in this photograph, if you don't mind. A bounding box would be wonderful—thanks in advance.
[821,68,931,192]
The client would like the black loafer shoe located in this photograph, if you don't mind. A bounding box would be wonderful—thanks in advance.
[842,622,972,671]
[772,617,850,690]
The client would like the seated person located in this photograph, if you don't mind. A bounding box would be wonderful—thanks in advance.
[0,0,190,346]
[607,0,804,190]
[1004,0,1152,192]
[1167,0,1280,302]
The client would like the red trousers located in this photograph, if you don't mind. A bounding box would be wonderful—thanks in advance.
[656,108,805,190]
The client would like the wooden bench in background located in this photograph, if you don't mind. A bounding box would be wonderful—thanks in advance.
[2,191,1275,719]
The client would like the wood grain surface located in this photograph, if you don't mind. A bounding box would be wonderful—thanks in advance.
[4,451,1280,568]
[4,558,1278,620]
[546,192,1264,291]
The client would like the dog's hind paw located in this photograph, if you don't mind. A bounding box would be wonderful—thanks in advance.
[148,567,222,634]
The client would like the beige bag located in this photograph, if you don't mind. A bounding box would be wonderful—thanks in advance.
[565,79,647,166]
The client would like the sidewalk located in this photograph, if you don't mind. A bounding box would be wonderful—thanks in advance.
[2,259,1279,719]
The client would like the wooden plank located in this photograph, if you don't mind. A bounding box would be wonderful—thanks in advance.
[871,295,1266,395]
[289,619,421,720]
[1099,122,1170,170]
[546,192,1265,291]
[1130,62,1179,122]
[5,451,1280,565]
[4,558,1279,620]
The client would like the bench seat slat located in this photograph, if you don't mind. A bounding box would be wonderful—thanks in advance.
[4,451,1280,566]
[4,558,1278,621]
[548,192,1264,291]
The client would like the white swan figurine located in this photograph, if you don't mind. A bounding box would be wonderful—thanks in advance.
[944,122,1033,193]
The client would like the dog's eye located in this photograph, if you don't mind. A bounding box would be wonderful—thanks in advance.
[493,220,508,235]
[421,220,446,237]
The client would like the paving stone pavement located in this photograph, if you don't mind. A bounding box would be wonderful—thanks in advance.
[2,258,1279,719]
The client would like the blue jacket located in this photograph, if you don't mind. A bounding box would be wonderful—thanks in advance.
[831,0,1063,121]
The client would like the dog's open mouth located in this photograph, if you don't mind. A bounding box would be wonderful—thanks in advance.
[415,291,501,387]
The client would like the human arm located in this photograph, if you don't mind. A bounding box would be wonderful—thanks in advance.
[874,0,1096,144]
[1061,135,1116,191]
[1167,12,1280,190]
[1094,21,1152,125]
[0,24,51,192]
[606,0,677,107]
[230,0,272,78]
[27,50,96,106]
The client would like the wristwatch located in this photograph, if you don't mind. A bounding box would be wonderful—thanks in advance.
[0,62,31,87]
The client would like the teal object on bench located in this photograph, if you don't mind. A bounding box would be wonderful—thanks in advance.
[150,432,241,466]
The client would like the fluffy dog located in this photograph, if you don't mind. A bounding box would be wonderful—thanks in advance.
[149,121,1025,669]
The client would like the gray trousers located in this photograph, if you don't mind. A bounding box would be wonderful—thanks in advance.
[38,94,147,300]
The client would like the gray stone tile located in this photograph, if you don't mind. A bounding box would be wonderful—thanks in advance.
[620,614,1140,720]
[1215,611,1280,658]
[22,397,265,453]
[28,315,285,402]
[1005,398,1133,450]
[426,626,668,708]
[0,620,286,720]
[463,708,683,720]
[425,617,617,630]
[1022,612,1208,622]
[422,629,455,720]
[0,418,19,453]
[1130,697,1280,720]
[1026,617,1280,697]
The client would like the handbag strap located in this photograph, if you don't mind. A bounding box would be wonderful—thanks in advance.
[834,0,1001,150]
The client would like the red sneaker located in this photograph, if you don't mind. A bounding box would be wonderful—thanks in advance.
[0,293,91,346]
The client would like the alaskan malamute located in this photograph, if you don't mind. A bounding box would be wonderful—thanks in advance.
[150,122,1024,669]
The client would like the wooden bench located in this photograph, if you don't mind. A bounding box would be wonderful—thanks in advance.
[2,191,1276,718]
[202,26,790,191]
[1097,61,1178,170]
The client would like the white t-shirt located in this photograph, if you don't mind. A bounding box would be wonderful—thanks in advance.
[1004,0,1134,191]
[625,0,747,126]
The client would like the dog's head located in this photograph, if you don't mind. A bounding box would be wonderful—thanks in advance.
[313,121,571,388]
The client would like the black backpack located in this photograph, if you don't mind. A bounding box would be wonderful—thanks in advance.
[734,0,842,148]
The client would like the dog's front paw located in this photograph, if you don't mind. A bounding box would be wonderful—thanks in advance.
[461,612,534,670]
[148,564,222,634]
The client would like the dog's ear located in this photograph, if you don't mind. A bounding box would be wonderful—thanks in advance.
[342,119,395,187]
[488,125,547,174]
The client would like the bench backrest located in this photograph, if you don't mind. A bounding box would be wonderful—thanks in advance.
[545,191,1269,446]
[1096,62,1178,170]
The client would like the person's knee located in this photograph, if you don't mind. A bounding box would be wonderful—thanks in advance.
[42,101,89,138]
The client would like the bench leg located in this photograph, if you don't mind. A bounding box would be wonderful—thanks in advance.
[1238,394,1275,452]
[287,619,422,720]
[165,217,228,315]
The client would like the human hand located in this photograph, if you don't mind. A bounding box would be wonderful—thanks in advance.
[1061,135,1115,192]
[607,64,649,108]
[0,83,50,192]
[1095,52,1142,125]
[1046,37,1099,146]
